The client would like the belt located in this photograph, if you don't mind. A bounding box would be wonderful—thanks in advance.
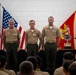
[46,42,56,44]
[6,41,17,43]
[27,43,37,45]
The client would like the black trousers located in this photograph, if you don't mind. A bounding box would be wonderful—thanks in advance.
[45,42,57,69]
[5,43,18,72]
[27,44,38,56]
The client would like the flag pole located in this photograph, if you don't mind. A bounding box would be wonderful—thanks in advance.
[74,11,76,49]
[0,3,2,49]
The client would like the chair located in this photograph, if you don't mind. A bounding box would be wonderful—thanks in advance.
[0,50,6,56]
[17,50,27,71]
[38,50,47,70]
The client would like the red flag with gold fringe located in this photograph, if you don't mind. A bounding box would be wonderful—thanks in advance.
[59,11,76,50]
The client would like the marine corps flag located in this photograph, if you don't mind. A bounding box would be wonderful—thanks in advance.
[59,11,76,50]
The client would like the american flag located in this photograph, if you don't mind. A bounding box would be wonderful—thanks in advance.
[0,7,26,50]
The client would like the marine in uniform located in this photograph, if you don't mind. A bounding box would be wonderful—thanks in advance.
[42,16,60,69]
[3,19,20,72]
[26,20,42,56]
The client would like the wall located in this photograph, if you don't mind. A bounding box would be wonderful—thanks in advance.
[0,0,76,31]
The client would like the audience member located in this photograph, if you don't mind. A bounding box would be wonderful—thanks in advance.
[35,56,49,75]
[0,70,9,75]
[0,55,16,75]
[26,56,38,70]
[54,52,74,75]
[18,61,34,75]
[68,61,76,75]
[26,56,49,75]
[62,60,73,75]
